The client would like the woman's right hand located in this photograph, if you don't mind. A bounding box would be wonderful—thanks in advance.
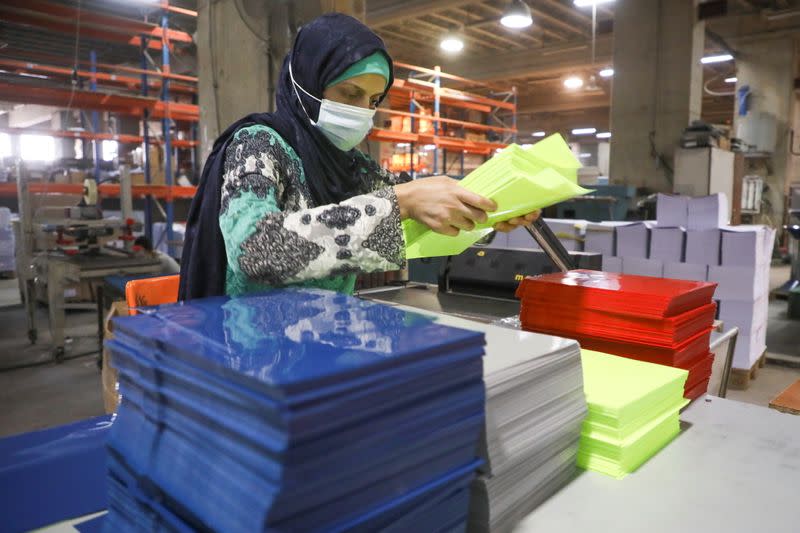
[394,176,497,236]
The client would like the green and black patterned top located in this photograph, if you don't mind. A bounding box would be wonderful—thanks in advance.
[219,125,407,296]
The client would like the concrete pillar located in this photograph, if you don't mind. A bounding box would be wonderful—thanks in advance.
[197,0,364,161]
[609,0,704,191]
[733,36,798,227]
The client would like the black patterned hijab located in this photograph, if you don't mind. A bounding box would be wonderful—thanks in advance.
[179,13,394,300]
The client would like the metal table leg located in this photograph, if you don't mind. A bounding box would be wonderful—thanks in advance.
[47,261,66,361]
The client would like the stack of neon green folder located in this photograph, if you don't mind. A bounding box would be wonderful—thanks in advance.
[403,134,591,259]
[578,350,689,479]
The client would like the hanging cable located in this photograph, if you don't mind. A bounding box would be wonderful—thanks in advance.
[64,0,82,125]
[704,75,736,96]
[234,0,271,44]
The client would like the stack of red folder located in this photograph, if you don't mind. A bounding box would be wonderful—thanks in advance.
[516,270,718,400]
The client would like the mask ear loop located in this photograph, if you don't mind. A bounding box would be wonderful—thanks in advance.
[289,62,321,126]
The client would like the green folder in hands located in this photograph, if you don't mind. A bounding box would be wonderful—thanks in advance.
[403,134,590,260]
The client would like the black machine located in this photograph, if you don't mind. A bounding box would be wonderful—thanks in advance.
[438,218,601,300]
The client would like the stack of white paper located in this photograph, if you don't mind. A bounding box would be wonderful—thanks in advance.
[687,194,729,230]
[622,257,664,278]
[685,229,721,265]
[507,219,586,252]
[392,310,586,533]
[707,225,776,368]
[649,227,686,262]
[663,262,708,282]
[602,256,623,273]
[584,221,632,257]
[615,222,654,259]
[656,194,689,228]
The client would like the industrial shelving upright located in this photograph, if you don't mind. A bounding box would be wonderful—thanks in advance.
[370,61,518,178]
[0,0,199,257]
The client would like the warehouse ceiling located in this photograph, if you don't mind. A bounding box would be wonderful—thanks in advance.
[0,0,799,134]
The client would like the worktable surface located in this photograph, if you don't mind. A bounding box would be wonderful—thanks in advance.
[515,396,800,533]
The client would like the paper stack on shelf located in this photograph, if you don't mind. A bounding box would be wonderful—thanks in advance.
[381,307,586,533]
[103,289,487,532]
[0,207,14,273]
[517,270,718,400]
[403,134,590,259]
[577,350,689,479]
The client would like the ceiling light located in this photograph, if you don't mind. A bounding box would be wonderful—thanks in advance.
[395,143,409,148]
[574,0,615,7]
[423,144,436,150]
[579,153,592,158]
[596,132,611,139]
[572,127,597,135]
[501,0,533,28]
[564,76,583,89]
[701,54,734,64]
[532,131,546,137]
[725,77,737,83]
[440,35,464,53]
[599,68,614,78]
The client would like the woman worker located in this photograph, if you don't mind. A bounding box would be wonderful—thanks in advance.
[179,13,538,300]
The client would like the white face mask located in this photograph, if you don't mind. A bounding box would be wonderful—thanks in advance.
[290,63,377,151]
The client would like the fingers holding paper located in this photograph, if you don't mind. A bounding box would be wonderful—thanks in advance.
[493,210,541,233]
[394,176,497,236]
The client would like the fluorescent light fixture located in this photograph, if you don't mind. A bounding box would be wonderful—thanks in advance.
[572,127,597,135]
[520,143,533,148]
[395,143,410,148]
[501,0,533,28]
[579,153,592,158]
[440,35,464,53]
[596,132,611,139]
[574,0,615,6]
[563,76,583,89]
[599,68,614,78]
[532,131,546,137]
[423,144,437,150]
[725,77,737,83]
[18,72,48,79]
[701,54,734,64]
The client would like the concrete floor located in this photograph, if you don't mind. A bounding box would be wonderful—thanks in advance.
[1,267,799,439]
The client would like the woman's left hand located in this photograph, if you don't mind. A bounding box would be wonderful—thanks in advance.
[492,210,541,233]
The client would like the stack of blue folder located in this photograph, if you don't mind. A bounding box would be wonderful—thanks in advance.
[103,288,487,532]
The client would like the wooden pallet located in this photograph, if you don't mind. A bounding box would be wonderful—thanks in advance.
[729,351,767,390]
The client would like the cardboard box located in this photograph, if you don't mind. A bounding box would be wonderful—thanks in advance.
[685,229,721,265]
[656,194,689,228]
[616,222,653,259]
[649,227,685,262]
[102,301,129,414]
[602,255,623,273]
[720,225,775,267]
[622,257,664,278]
[707,265,770,301]
[663,262,707,282]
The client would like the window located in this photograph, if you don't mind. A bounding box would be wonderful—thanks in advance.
[102,140,118,162]
[0,133,11,158]
[20,135,56,162]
